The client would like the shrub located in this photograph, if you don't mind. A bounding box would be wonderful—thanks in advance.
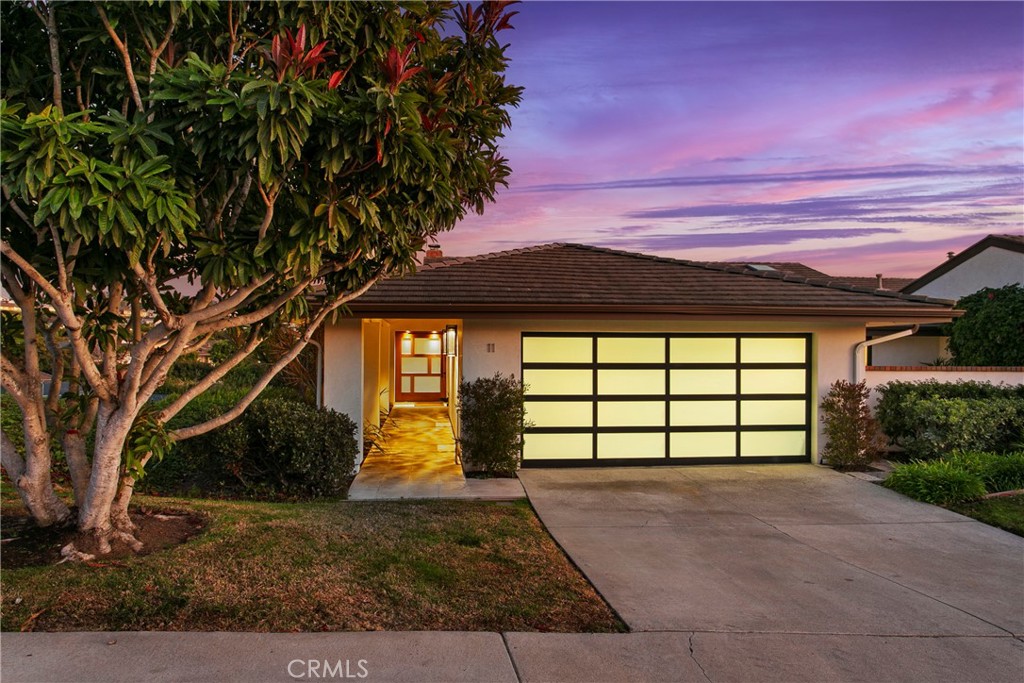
[141,387,354,499]
[949,451,1024,494]
[875,381,1024,458]
[947,284,1024,367]
[820,380,885,469]
[458,373,530,476]
[884,460,986,505]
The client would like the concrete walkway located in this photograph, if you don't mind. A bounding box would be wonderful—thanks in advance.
[347,405,523,501]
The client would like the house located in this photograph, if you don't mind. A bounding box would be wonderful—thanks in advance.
[850,234,1024,366]
[321,243,956,469]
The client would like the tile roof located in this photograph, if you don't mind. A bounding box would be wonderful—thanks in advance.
[828,276,916,291]
[351,243,955,318]
[701,262,833,280]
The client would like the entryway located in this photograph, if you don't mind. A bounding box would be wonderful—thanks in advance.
[347,405,524,500]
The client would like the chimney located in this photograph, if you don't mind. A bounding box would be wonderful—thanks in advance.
[424,242,443,263]
[947,251,955,260]
[875,273,884,289]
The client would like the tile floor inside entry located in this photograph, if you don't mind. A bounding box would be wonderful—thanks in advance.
[347,405,524,501]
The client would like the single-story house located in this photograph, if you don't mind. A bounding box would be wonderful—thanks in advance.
[857,234,1024,366]
[322,243,956,469]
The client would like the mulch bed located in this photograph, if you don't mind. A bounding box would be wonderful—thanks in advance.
[1,507,207,569]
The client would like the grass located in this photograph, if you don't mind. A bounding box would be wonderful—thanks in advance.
[0,494,625,633]
[950,495,1024,537]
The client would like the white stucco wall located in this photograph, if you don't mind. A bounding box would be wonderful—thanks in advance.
[869,336,948,366]
[461,318,868,464]
[910,246,1024,300]
[322,319,363,463]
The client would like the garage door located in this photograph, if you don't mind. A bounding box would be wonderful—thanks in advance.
[521,333,812,466]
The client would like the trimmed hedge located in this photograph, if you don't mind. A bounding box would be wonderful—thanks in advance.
[141,387,357,499]
[458,373,529,476]
[875,381,1024,458]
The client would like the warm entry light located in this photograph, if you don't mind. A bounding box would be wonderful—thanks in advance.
[445,325,458,357]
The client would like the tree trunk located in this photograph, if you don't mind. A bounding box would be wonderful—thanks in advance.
[61,430,92,509]
[9,407,71,526]
[76,408,140,552]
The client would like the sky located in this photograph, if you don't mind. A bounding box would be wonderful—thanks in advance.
[444,1,1024,277]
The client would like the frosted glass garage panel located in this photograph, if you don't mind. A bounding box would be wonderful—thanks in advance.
[740,338,805,363]
[740,431,807,457]
[670,337,735,363]
[597,401,665,427]
[597,337,664,363]
[598,369,664,395]
[740,369,806,395]
[670,369,736,395]
[414,337,442,355]
[401,357,429,374]
[523,369,592,395]
[741,400,805,426]
[670,400,735,426]
[598,432,665,459]
[671,432,735,458]
[523,433,592,460]
[523,336,593,364]
[525,401,593,428]
[414,376,441,393]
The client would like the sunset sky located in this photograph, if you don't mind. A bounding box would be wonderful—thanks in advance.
[446,1,1024,277]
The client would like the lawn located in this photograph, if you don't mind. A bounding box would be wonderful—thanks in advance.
[1,495,625,633]
[951,495,1024,537]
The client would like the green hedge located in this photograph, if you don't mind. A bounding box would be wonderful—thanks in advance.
[141,387,357,499]
[884,451,1024,506]
[458,373,528,476]
[875,381,1024,458]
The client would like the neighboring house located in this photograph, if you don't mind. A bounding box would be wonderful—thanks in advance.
[322,243,954,469]
[846,234,1024,366]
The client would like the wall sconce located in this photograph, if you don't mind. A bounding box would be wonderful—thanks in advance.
[445,325,458,357]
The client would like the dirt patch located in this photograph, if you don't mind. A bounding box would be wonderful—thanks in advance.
[1,507,207,569]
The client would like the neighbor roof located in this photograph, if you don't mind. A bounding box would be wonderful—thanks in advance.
[901,234,1024,294]
[829,276,916,291]
[350,243,955,320]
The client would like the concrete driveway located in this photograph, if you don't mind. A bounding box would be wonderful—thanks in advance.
[519,464,1024,681]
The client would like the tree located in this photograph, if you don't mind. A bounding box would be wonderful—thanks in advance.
[947,284,1024,366]
[0,0,521,554]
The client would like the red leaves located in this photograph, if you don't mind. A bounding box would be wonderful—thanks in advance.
[381,44,425,92]
[457,1,519,37]
[327,66,350,90]
[266,25,336,83]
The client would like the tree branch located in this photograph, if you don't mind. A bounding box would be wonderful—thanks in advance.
[94,3,144,113]
[36,2,63,111]
[172,276,381,441]
[159,330,263,422]
[130,261,177,328]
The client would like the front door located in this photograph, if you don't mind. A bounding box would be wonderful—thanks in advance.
[395,332,446,402]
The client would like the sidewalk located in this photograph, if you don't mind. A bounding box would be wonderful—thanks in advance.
[4,630,1021,682]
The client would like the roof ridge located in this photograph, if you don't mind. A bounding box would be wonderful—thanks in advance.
[418,242,565,271]
[552,243,954,305]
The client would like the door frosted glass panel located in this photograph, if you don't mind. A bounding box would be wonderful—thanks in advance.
[414,376,441,393]
[740,431,806,456]
[525,401,593,428]
[740,337,805,363]
[597,401,664,427]
[413,337,442,355]
[524,433,592,460]
[523,336,593,364]
[523,369,592,395]
[741,400,805,426]
[598,432,664,459]
[401,357,429,374]
[670,369,735,395]
[598,369,664,395]
[670,401,735,426]
[671,432,735,457]
[670,337,735,363]
[401,377,411,393]
[740,369,805,394]
[400,338,412,355]
[597,337,664,363]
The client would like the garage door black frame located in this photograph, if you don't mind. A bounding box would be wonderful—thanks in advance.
[520,332,813,467]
